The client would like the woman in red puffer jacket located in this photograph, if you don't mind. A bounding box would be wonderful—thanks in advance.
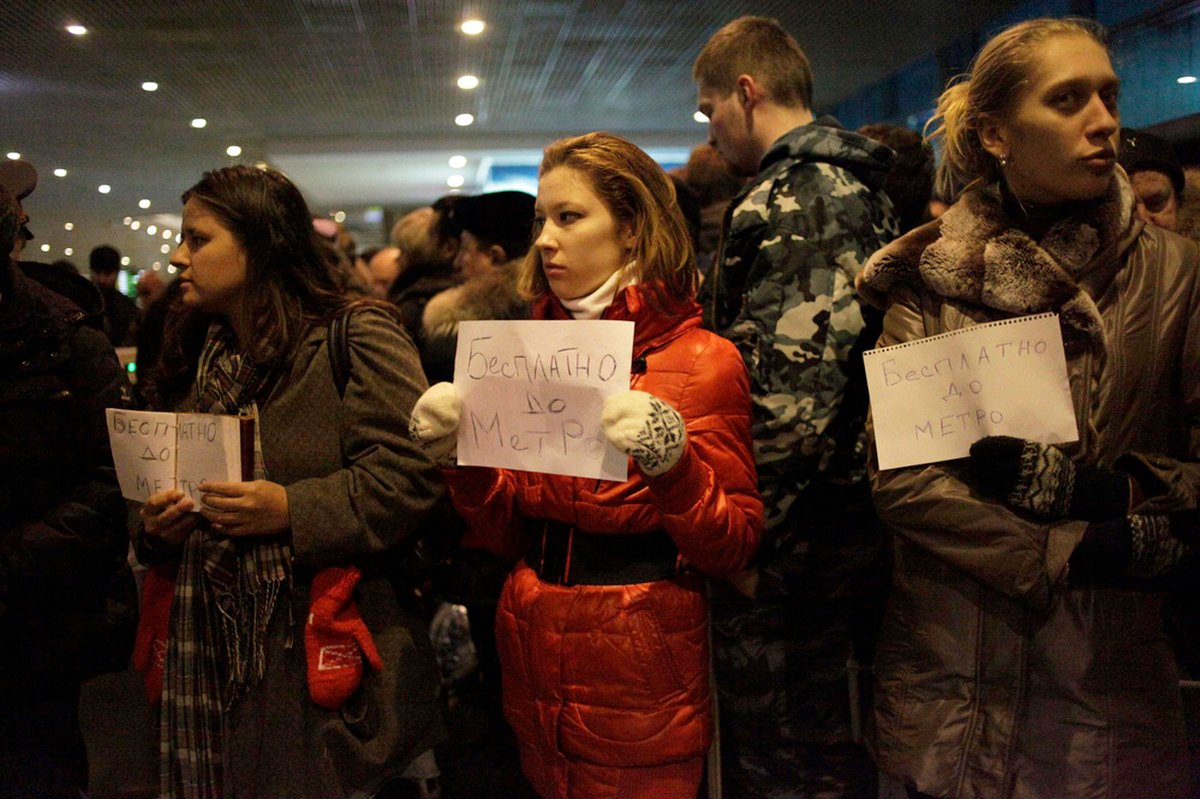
[410,131,763,798]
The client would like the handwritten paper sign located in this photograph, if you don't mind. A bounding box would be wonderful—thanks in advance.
[864,312,1078,471]
[105,409,249,508]
[453,319,634,481]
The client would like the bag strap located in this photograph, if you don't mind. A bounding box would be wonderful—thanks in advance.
[328,308,353,399]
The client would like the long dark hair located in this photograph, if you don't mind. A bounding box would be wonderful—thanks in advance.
[148,166,357,408]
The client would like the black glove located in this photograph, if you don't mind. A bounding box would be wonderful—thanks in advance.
[968,436,1130,521]
[1070,514,1194,583]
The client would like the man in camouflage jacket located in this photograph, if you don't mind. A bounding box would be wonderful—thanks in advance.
[695,17,898,798]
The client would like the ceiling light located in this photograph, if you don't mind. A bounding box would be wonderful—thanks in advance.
[130,221,141,230]
[123,216,132,225]
[147,224,158,235]
[142,81,159,92]
[457,75,480,90]
[693,111,708,123]
[455,113,475,126]
[152,263,161,271]
[226,145,242,157]
[121,256,131,266]
[161,244,171,254]
[167,265,177,275]
[1179,75,1198,85]
[66,24,88,36]
[191,118,207,129]
[40,244,51,253]
[163,229,172,239]
[53,168,67,177]
[98,184,111,193]
[64,247,73,256]
[64,222,73,230]
[460,19,485,35]
[139,198,151,209]
[6,152,19,160]
[333,211,347,223]
[447,175,465,188]
[448,155,467,169]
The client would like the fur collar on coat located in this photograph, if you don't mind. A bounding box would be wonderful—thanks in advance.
[858,171,1137,346]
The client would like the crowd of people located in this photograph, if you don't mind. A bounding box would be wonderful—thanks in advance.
[2,13,1199,799]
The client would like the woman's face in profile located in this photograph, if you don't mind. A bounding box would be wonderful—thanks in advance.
[171,197,249,319]
[987,33,1121,205]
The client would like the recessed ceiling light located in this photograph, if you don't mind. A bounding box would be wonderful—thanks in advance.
[64,222,74,230]
[123,216,132,225]
[161,244,171,254]
[457,75,480,90]
[455,113,475,127]
[448,155,467,169]
[191,118,207,129]
[121,256,131,266]
[98,184,111,194]
[139,199,152,209]
[693,111,708,123]
[142,81,159,92]
[447,175,465,188]
[53,168,68,177]
[460,19,485,35]
[64,247,73,256]
[66,24,88,36]
[6,152,19,160]
[163,229,172,239]
[226,145,242,157]
[40,244,51,253]
[152,263,161,271]
[147,224,158,235]
[1179,75,1198,84]
[130,221,141,230]
[167,265,177,274]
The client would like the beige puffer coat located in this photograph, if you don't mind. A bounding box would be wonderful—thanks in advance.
[858,173,1200,799]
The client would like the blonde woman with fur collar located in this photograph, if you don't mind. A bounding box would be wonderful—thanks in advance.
[857,18,1200,799]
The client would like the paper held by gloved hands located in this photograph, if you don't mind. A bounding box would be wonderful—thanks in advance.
[864,312,1078,471]
[452,319,634,481]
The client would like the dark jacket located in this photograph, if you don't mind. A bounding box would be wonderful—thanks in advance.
[0,261,133,676]
[445,286,762,798]
[860,173,1199,798]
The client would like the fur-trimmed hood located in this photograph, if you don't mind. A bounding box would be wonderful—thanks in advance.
[858,171,1139,345]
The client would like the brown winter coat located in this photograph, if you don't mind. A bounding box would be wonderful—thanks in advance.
[859,173,1200,799]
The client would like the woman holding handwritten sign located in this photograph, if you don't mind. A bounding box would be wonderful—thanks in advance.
[134,166,442,798]
[856,18,1200,799]
[409,132,763,798]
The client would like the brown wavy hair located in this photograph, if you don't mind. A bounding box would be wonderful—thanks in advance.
[148,165,383,408]
[926,17,1109,200]
[519,132,698,309]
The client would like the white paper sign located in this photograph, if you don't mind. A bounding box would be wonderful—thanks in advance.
[453,319,634,481]
[864,312,1078,471]
[105,409,247,508]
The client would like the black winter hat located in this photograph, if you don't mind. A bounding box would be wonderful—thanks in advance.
[1119,129,1185,196]
[452,190,536,261]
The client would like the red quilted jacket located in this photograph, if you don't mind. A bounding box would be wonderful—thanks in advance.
[447,285,762,796]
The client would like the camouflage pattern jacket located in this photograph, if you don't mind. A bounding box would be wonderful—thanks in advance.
[700,118,898,568]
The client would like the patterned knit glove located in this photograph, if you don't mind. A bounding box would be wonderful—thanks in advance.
[968,436,1130,521]
[408,382,462,468]
[601,390,687,477]
[1070,514,1194,583]
[305,566,383,710]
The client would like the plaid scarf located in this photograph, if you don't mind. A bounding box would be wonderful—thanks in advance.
[161,321,293,799]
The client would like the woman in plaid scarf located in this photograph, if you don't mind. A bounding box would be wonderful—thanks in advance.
[135,165,444,798]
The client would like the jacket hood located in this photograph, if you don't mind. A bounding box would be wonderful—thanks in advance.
[858,170,1139,346]
[759,116,895,193]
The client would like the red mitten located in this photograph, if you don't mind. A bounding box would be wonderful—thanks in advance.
[305,565,383,710]
[132,562,178,704]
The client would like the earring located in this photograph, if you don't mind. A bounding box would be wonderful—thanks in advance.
[999,154,1010,169]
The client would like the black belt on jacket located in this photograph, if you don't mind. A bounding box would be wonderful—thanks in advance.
[525,520,681,586]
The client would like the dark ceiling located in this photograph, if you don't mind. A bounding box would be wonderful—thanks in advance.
[2,0,1021,269]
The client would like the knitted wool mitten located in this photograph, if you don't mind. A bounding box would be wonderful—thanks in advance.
[601,390,688,477]
[969,436,1129,521]
[131,562,178,704]
[305,566,383,710]
[408,382,462,468]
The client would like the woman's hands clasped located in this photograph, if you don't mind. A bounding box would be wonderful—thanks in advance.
[141,480,291,541]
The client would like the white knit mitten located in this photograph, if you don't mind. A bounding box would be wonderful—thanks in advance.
[601,390,687,477]
[408,382,462,467]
